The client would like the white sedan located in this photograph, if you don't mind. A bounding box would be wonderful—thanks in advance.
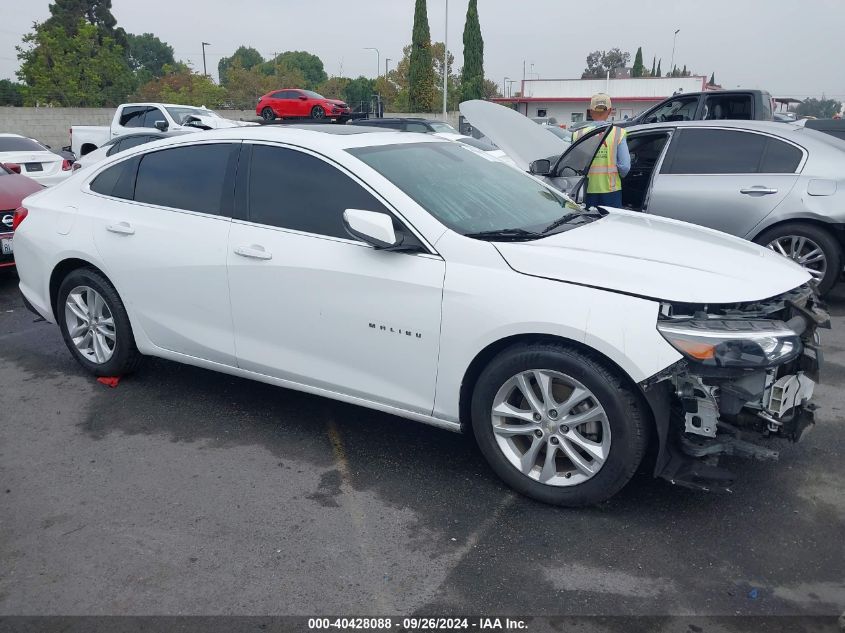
[0,133,73,187]
[13,125,824,506]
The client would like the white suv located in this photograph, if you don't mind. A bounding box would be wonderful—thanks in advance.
[12,126,827,506]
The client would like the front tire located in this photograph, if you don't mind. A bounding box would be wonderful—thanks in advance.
[57,268,142,377]
[311,105,326,120]
[755,223,841,295]
[261,107,276,121]
[471,343,647,507]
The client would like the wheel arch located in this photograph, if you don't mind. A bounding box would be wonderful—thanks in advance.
[79,143,98,157]
[458,333,654,436]
[49,258,109,321]
[749,216,845,252]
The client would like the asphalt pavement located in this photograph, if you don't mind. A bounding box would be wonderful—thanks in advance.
[1,267,843,623]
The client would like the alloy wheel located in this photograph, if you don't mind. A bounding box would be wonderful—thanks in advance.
[490,370,611,486]
[64,285,116,364]
[766,235,827,286]
[312,106,326,120]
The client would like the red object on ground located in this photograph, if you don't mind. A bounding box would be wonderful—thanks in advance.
[96,377,121,388]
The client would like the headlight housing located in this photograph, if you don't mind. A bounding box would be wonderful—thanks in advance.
[657,319,802,368]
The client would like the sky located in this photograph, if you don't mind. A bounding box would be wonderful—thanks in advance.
[0,0,842,100]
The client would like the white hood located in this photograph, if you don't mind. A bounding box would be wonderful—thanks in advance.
[182,114,257,130]
[460,100,568,171]
[494,209,811,304]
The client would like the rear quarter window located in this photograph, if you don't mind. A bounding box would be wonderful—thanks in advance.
[89,156,140,200]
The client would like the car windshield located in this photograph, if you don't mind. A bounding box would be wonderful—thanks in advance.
[428,121,459,133]
[0,136,46,152]
[165,106,220,123]
[349,142,590,238]
[303,91,325,99]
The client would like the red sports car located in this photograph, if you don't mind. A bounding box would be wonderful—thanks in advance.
[256,89,351,122]
[0,163,43,268]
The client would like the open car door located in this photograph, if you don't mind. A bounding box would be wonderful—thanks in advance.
[459,100,612,204]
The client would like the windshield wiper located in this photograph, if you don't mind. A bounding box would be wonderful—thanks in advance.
[465,228,542,241]
[540,209,607,235]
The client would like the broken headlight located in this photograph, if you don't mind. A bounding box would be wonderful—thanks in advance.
[657,319,802,368]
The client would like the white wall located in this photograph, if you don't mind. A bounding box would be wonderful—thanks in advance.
[523,100,658,126]
[523,76,707,99]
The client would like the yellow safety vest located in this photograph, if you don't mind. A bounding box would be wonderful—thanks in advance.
[571,125,627,194]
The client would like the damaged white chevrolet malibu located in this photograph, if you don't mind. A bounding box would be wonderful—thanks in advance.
[12,125,828,506]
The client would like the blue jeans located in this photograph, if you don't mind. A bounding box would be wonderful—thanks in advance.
[585,190,622,209]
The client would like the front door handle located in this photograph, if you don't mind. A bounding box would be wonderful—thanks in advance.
[234,244,272,260]
[740,186,778,196]
[106,221,134,235]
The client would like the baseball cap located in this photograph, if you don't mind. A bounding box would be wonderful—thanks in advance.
[590,93,612,111]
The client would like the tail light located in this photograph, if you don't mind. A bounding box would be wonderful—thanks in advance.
[61,159,72,171]
[12,207,28,230]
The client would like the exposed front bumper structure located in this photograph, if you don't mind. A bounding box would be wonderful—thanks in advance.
[642,284,829,491]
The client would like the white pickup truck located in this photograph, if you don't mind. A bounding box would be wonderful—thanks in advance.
[70,102,253,157]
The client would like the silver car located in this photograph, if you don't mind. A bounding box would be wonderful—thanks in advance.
[462,102,845,295]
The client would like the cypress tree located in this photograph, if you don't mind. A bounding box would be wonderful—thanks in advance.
[656,59,662,77]
[632,47,644,77]
[460,0,484,102]
[409,0,436,111]
[709,72,715,85]
[651,56,656,76]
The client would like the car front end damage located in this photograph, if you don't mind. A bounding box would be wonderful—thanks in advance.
[641,284,829,490]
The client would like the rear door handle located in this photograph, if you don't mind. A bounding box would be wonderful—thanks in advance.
[740,187,778,196]
[234,244,272,260]
[106,221,134,235]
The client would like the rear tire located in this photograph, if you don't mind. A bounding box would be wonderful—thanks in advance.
[471,343,647,507]
[261,107,276,121]
[755,223,841,295]
[57,268,142,377]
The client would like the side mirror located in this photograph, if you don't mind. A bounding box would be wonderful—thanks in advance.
[154,120,168,132]
[529,159,552,176]
[3,163,21,174]
[343,209,402,249]
[299,95,308,100]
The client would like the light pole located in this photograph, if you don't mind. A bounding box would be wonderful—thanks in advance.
[364,47,380,78]
[503,76,510,98]
[201,42,210,77]
[442,0,449,120]
[670,29,680,76]
[507,80,517,98]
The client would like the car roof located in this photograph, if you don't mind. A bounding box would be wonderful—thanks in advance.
[628,119,795,134]
[107,124,447,152]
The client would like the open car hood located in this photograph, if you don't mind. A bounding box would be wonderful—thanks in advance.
[493,209,811,304]
[460,100,569,171]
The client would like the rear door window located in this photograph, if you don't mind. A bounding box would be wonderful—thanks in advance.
[134,143,239,214]
[661,129,768,174]
[759,138,803,173]
[119,106,148,128]
[702,94,754,120]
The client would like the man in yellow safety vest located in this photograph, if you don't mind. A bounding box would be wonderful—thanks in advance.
[571,93,630,209]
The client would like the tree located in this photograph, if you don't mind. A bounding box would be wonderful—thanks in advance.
[262,51,326,90]
[460,0,484,102]
[16,20,135,106]
[651,56,656,77]
[432,41,460,110]
[582,48,631,79]
[409,0,436,111]
[126,33,174,82]
[317,76,351,100]
[223,63,274,109]
[0,80,24,106]
[481,78,500,99]
[709,72,716,85]
[632,47,645,78]
[218,46,264,86]
[43,0,126,48]
[656,59,662,77]
[796,98,843,119]
[263,60,307,91]
[134,62,225,107]
[343,76,376,107]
